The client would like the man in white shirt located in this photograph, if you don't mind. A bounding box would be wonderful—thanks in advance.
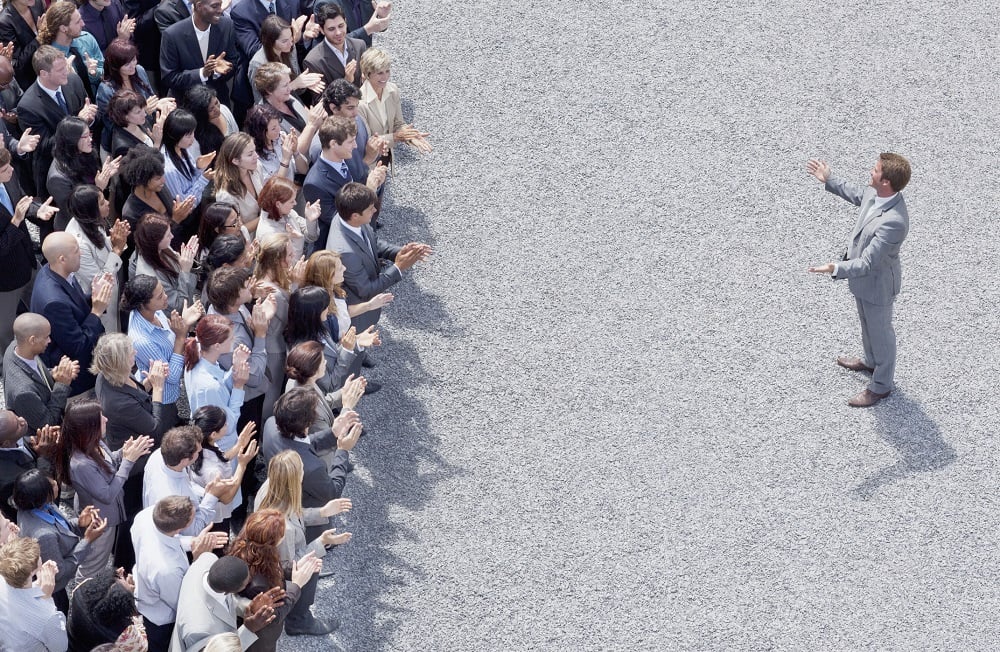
[142,425,237,535]
[0,537,67,652]
[133,495,227,652]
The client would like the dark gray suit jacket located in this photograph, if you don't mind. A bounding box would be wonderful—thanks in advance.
[261,417,348,509]
[3,342,72,435]
[325,218,402,331]
[302,36,366,88]
[17,507,90,593]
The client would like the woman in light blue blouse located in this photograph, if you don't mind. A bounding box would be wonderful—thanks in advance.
[161,109,217,208]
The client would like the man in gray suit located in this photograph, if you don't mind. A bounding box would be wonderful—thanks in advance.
[169,554,281,652]
[808,153,912,408]
[3,314,79,435]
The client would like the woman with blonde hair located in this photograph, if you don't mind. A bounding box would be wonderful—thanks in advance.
[303,249,394,342]
[256,450,352,637]
[253,233,298,420]
[255,176,320,260]
[214,133,265,234]
[227,509,323,650]
[357,47,432,159]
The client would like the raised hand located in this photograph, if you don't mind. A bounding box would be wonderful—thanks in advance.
[303,199,321,223]
[34,197,59,223]
[250,295,275,337]
[11,195,32,227]
[337,421,362,452]
[302,14,320,40]
[320,497,352,518]
[177,234,199,273]
[244,588,283,632]
[16,126,40,155]
[0,41,13,59]
[0,512,20,544]
[29,424,60,459]
[232,343,251,368]
[232,357,251,389]
[183,298,205,327]
[289,255,307,286]
[344,59,357,81]
[280,129,298,163]
[806,158,831,183]
[320,528,352,547]
[147,359,168,391]
[50,356,80,385]
[202,54,219,77]
[78,505,98,528]
[339,325,357,351]
[306,102,326,129]
[292,71,325,93]
[96,155,123,190]
[196,151,217,170]
[83,52,98,76]
[109,219,130,255]
[368,292,394,310]
[78,98,97,123]
[372,0,391,18]
[205,473,241,499]
[91,273,114,316]
[36,559,58,598]
[151,109,167,144]
[116,15,136,40]
[355,325,381,348]
[172,196,196,225]
[366,161,387,189]
[83,513,108,543]
[340,374,365,410]
[332,409,359,439]
[290,15,306,42]
[191,522,228,559]
[237,438,258,467]
[213,52,233,76]
[290,551,322,587]
[121,435,154,462]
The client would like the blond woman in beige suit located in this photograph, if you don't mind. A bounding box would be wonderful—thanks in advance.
[357,48,432,156]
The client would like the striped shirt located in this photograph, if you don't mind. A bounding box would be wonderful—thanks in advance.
[128,310,185,404]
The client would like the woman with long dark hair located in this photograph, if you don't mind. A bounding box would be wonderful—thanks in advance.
[55,399,152,576]
[244,103,304,180]
[285,286,371,395]
[179,84,237,160]
[247,15,323,103]
[65,185,130,333]
[162,108,216,206]
[46,118,119,229]
[107,88,164,157]
[96,38,163,154]
[227,508,322,650]
[129,212,199,314]
[189,405,258,528]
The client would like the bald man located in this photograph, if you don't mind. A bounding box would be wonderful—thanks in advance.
[29,232,113,394]
[0,409,60,521]
[3,313,79,433]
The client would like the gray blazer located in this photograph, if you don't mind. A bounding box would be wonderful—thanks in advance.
[169,552,258,652]
[826,177,909,306]
[2,342,71,435]
[260,417,348,509]
[70,446,134,527]
[325,219,402,331]
[16,506,90,593]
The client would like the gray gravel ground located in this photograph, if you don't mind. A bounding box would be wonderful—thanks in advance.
[5,0,1000,649]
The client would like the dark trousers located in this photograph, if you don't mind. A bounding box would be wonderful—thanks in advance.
[285,572,319,628]
[143,616,175,652]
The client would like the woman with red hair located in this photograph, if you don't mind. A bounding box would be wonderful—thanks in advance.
[228,509,322,650]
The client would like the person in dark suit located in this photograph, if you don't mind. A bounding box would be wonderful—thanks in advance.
[302,2,365,89]
[0,409,43,521]
[29,232,113,395]
[0,0,44,91]
[3,314,79,435]
[153,0,190,33]
[159,0,238,105]
[808,154,912,408]
[320,0,391,46]
[302,115,384,247]
[325,182,430,331]
[0,147,53,359]
[231,0,305,62]
[16,45,97,210]
[0,56,39,172]
[124,0,164,87]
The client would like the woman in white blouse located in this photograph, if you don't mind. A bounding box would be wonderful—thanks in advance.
[255,176,319,260]
[64,185,130,333]
[213,133,266,235]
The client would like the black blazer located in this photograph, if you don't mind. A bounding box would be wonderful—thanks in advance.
[330,0,377,46]
[125,0,164,72]
[160,15,238,105]
[302,36,366,89]
[153,0,190,33]
[28,264,105,395]
[110,126,150,159]
[16,77,89,200]
[231,0,299,60]
[0,176,39,291]
[0,0,44,90]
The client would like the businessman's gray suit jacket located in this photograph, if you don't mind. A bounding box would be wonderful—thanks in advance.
[325,219,402,331]
[3,342,71,435]
[168,553,257,652]
[825,177,909,306]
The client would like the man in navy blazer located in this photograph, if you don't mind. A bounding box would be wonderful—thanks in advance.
[159,0,238,105]
[808,153,912,408]
[29,232,113,395]
[231,0,311,61]
[302,115,385,249]
[325,182,430,332]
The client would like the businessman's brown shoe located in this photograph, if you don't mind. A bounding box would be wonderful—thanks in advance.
[836,356,874,373]
[848,389,890,408]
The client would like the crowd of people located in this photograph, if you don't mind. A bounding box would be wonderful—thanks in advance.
[0,0,434,648]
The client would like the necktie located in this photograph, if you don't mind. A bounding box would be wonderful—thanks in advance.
[268,0,275,13]
[339,162,349,178]
[0,183,13,215]
[54,89,69,113]
[360,227,376,260]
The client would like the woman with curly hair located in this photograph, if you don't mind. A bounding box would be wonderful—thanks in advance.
[244,103,300,180]
[120,146,196,233]
[129,213,199,314]
[67,567,145,652]
[227,508,322,649]
[255,451,351,637]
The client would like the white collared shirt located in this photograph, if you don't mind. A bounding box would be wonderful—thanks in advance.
[193,17,211,62]
[132,507,190,626]
[141,449,220,536]
[324,38,348,67]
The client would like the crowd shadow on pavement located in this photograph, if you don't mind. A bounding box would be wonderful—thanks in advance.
[854,392,957,500]
[328,197,465,651]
